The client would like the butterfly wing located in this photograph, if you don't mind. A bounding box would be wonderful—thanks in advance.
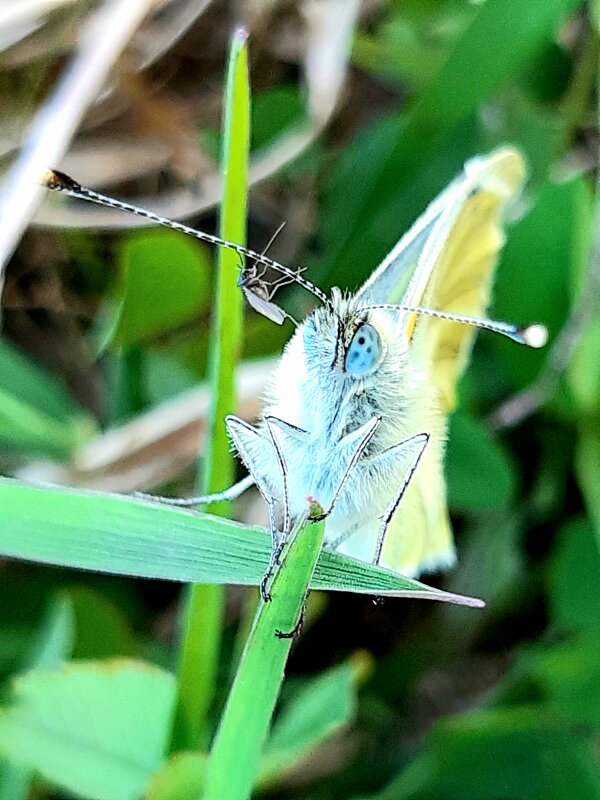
[352,148,526,576]
[400,147,526,410]
[356,166,478,306]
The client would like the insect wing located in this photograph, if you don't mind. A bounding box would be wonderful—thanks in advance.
[241,284,287,324]
[347,148,526,577]
[355,163,479,306]
[401,147,526,410]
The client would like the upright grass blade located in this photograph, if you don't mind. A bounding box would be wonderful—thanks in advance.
[204,515,325,800]
[170,28,250,753]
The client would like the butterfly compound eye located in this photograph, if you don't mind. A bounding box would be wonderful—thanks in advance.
[345,324,382,375]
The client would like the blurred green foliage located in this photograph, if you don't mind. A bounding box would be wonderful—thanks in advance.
[0,0,600,798]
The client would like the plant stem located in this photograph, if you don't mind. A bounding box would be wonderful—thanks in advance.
[169,28,249,753]
[204,516,325,800]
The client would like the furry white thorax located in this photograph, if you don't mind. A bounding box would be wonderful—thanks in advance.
[240,289,445,551]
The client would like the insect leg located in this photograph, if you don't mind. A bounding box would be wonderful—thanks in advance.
[259,416,293,600]
[372,432,430,565]
[264,417,291,542]
[319,416,382,518]
[225,415,284,602]
[319,432,430,564]
[275,594,309,640]
[134,474,255,507]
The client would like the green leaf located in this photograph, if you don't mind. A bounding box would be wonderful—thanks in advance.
[319,0,584,288]
[0,478,482,606]
[146,752,206,800]
[0,660,175,800]
[567,177,598,415]
[251,87,305,151]
[352,2,476,91]
[532,636,600,729]
[149,656,360,800]
[491,177,589,390]
[0,592,76,800]
[115,229,212,349]
[368,707,600,800]
[446,411,516,509]
[0,340,86,424]
[0,341,93,458]
[171,26,250,754]
[575,427,600,548]
[569,313,600,415]
[549,517,600,632]
[204,517,326,800]
[441,515,522,644]
[259,659,359,787]
[68,587,138,659]
[26,594,75,671]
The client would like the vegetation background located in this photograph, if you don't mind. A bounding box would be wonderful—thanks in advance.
[0,0,599,798]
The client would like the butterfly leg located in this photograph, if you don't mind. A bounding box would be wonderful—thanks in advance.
[265,415,382,637]
[324,431,429,557]
[275,594,309,640]
[225,415,286,602]
[257,416,293,600]
[134,474,255,507]
[372,432,430,566]
[318,416,382,518]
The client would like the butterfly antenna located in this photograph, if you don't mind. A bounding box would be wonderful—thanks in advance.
[40,169,330,307]
[363,304,548,348]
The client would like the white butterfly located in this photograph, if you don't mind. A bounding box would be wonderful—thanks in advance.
[225,147,548,580]
[42,148,546,585]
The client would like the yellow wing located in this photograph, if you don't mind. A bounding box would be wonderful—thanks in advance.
[379,147,526,576]
[403,147,526,411]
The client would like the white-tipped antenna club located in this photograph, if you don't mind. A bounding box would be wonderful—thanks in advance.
[39,169,329,308]
[519,323,548,349]
[363,304,548,348]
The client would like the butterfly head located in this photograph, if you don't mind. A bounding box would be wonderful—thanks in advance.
[300,289,410,386]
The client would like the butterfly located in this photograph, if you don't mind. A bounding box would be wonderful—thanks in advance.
[42,148,546,583]
[225,147,548,579]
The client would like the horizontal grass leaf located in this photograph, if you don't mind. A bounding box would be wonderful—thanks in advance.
[0,761,31,800]
[0,478,483,607]
[0,660,175,800]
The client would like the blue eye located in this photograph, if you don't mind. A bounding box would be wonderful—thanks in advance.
[344,324,382,375]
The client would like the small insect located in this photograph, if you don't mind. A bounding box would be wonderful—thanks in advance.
[237,222,300,326]
[41,149,547,586]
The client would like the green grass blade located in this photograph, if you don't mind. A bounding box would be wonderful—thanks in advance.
[171,27,250,753]
[0,478,482,606]
[200,30,248,503]
[203,515,325,800]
